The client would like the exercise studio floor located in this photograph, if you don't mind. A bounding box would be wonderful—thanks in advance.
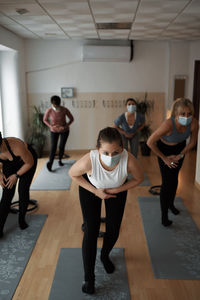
[12,150,200,300]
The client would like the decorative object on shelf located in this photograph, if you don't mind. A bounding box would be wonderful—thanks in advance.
[27,104,48,158]
[61,87,74,98]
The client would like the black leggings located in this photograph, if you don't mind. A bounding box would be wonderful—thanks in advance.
[49,131,69,163]
[79,174,127,281]
[0,147,37,233]
[157,140,185,219]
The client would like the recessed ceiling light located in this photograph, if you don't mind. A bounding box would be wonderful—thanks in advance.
[16,8,29,15]
[96,23,132,30]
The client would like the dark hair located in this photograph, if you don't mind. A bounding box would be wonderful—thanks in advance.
[51,95,61,105]
[126,98,137,105]
[96,127,123,149]
[0,132,2,146]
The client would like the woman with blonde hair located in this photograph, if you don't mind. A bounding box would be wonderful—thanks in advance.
[147,98,198,226]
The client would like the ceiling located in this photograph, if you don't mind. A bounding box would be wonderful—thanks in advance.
[0,0,200,41]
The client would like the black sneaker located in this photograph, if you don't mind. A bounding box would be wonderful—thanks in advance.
[46,162,52,172]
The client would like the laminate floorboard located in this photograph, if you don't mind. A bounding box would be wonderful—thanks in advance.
[12,150,200,300]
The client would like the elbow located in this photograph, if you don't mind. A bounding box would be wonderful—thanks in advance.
[146,138,152,149]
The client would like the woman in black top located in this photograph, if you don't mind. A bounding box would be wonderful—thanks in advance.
[0,132,37,238]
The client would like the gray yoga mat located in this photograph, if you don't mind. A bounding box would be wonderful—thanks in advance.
[128,172,151,186]
[49,248,130,300]
[0,213,47,300]
[138,196,200,279]
[30,160,75,190]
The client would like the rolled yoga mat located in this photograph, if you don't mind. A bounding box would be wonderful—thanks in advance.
[138,196,200,279]
[49,248,130,300]
[30,160,75,190]
[0,213,47,300]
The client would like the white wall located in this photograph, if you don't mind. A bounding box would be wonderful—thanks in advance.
[167,41,189,110]
[188,41,200,186]
[25,40,169,149]
[0,26,26,139]
[25,40,168,94]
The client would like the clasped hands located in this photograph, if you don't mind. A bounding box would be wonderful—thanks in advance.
[51,124,69,132]
[95,187,119,200]
[124,132,135,139]
[0,173,17,189]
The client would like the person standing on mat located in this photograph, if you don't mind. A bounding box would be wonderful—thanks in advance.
[114,98,145,157]
[147,98,198,227]
[43,95,74,171]
[0,132,37,238]
[69,127,143,294]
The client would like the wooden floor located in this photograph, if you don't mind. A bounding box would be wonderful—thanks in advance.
[13,150,200,300]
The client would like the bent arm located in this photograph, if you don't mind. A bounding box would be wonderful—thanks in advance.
[180,119,199,155]
[69,153,96,194]
[114,124,126,136]
[66,109,74,127]
[14,141,34,176]
[147,119,172,161]
[43,109,51,128]
[106,153,144,194]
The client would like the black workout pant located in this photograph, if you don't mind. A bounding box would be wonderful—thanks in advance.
[79,175,127,281]
[157,139,185,218]
[49,131,69,163]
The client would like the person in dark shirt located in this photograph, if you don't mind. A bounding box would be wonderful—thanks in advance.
[0,132,37,238]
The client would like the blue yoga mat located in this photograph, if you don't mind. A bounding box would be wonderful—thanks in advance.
[138,196,200,279]
[0,214,47,300]
[30,160,75,190]
[49,248,130,300]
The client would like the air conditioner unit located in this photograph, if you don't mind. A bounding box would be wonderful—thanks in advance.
[81,45,131,62]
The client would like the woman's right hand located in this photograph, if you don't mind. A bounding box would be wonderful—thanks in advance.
[0,173,7,188]
[95,188,116,200]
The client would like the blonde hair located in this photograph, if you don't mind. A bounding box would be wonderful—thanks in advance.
[170,98,194,118]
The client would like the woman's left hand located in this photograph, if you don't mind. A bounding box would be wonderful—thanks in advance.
[6,174,18,189]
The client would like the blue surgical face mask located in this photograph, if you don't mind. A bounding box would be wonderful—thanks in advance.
[100,153,121,167]
[178,116,192,126]
[127,105,136,113]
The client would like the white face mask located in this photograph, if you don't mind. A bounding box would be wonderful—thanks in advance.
[127,105,136,113]
[52,105,60,111]
[100,153,121,167]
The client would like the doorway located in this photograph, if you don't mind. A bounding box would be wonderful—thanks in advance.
[192,60,200,121]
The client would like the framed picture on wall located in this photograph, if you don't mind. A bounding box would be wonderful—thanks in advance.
[61,87,74,98]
